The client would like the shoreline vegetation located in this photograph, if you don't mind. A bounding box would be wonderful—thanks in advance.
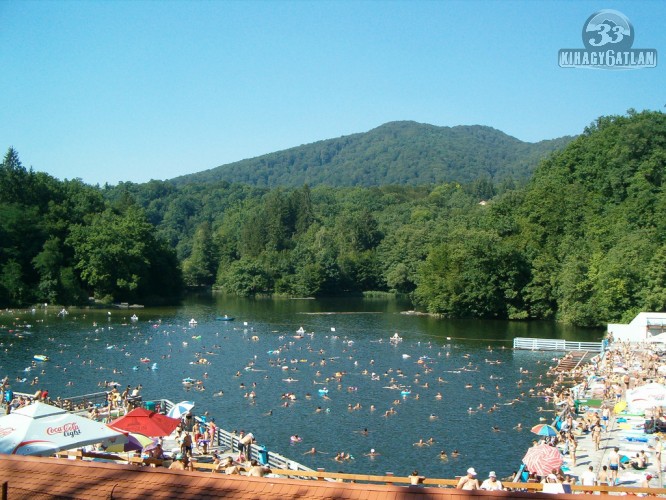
[1,110,665,328]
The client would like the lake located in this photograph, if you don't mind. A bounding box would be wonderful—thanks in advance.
[0,294,602,479]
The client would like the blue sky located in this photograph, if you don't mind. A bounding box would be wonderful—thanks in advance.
[0,0,664,186]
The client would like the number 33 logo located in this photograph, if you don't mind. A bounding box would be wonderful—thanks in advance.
[588,22,625,47]
[582,10,634,52]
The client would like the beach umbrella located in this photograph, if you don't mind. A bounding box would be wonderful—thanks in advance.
[522,444,563,476]
[167,401,195,420]
[0,401,125,456]
[101,432,153,453]
[626,383,666,412]
[530,424,559,437]
[614,401,627,414]
[109,408,180,437]
[142,438,161,452]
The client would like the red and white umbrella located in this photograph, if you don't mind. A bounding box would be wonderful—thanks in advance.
[522,444,563,477]
[0,401,125,456]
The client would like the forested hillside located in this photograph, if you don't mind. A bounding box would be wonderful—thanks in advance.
[171,121,573,187]
[120,110,665,327]
[2,110,664,327]
[0,149,183,306]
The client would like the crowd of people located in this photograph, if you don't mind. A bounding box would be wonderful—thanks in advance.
[517,336,664,491]
[447,334,666,493]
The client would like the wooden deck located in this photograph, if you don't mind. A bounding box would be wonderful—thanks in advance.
[552,350,591,373]
[51,450,666,496]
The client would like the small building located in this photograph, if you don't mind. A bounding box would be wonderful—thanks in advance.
[607,312,666,342]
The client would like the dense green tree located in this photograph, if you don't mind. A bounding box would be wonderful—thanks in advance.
[182,222,217,286]
[337,210,382,252]
[32,237,65,304]
[68,206,181,302]
[641,245,666,312]
[263,189,295,251]
[291,184,315,235]
[0,259,26,304]
[239,207,268,258]
[0,147,29,205]
[414,230,529,319]
[217,258,271,296]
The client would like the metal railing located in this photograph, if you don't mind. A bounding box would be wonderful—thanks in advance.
[513,337,602,352]
[153,398,314,474]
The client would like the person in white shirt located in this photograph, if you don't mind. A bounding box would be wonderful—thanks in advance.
[581,466,597,489]
[480,471,503,491]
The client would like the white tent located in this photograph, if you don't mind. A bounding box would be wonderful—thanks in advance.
[626,383,666,412]
[0,401,125,456]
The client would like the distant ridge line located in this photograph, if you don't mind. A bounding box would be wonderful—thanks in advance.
[170,120,574,188]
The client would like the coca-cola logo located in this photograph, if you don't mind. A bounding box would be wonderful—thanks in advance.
[0,426,15,438]
[46,422,81,438]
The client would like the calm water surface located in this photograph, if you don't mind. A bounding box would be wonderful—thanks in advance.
[0,294,602,479]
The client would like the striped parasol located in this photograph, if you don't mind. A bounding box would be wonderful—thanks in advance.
[530,424,559,437]
[522,444,563,476]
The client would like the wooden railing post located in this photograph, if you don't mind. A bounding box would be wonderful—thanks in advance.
[317,468,325,480]
[385,472,393,485]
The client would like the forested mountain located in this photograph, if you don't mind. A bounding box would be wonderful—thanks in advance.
[170,121,574,188]
[2,110,664,328]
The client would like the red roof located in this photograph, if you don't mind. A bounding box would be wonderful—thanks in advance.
[0,454,596,500]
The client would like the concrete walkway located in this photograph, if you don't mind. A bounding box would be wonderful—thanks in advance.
[558,404,663,489]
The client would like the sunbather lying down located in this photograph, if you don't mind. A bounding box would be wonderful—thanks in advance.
[630,452,648,470]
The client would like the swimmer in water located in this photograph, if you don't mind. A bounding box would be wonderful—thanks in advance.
[304,447,327,455]
[364,448,380,457]
[440,450,448,459]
